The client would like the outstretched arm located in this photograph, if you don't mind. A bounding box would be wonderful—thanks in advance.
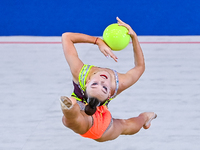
[116,17,145,92]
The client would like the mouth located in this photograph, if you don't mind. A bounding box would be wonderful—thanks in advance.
[100,74,108,79]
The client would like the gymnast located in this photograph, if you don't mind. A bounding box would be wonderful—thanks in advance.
[60,17,157,142]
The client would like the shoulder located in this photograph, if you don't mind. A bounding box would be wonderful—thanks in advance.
[76,64,95,85]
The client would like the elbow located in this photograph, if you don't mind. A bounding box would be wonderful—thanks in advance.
[139,63,145,74]
[62,32,71,39]
[142,62,145,71]
[142,66,145,74]
[62,115,69,127]
[135,58,145,72]
[62,32,68,42]
[142,63,145,73]
[62,32,77,44]
[62,32,74,45]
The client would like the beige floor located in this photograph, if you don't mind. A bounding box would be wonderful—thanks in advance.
[0,36,200,150]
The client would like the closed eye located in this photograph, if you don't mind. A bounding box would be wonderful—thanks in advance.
[92,82,98,86]
[103,86,107,91]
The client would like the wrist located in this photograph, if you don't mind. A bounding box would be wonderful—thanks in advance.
[94,37,99,44]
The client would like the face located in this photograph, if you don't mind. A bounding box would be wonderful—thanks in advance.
[86,71,112,102]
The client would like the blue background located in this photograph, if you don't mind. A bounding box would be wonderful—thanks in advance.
[1,0,200,36]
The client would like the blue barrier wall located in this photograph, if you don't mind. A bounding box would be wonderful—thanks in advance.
[1,0,200,36]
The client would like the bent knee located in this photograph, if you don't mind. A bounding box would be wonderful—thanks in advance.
[62,116,69,127]
[61,115,90,135]
[62,115,77,127]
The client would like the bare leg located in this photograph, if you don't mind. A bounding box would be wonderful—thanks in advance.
[96,112,157,142]
[121,112,157,134]
[60,96,92,135]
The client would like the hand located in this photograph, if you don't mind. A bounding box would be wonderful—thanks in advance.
[116,17,136,37]
[96,38,118,62]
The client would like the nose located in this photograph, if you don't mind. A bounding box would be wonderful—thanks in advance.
[101,79,104,82]
[100,80,105,84]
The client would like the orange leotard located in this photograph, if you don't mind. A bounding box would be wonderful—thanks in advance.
[80,105,112,139]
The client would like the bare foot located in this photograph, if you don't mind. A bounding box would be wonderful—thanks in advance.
[60,96,73,110]
[143,112,157,129]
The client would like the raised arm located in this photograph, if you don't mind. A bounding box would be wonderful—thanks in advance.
[62,33,97,82]
[62,32,118,82]
[116,17,145,92]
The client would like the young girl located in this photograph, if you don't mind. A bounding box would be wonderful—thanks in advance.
[60,17,157,142]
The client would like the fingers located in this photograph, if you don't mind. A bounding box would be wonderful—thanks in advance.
[116,17,136,36]
[101,49,109,57]
[102,49,118,62]
[116,17,128,27]
[108,51,118,62]
[116,17,130,31]
[106,55,118,62]
[116,16,123,23]
[116,17,125,25]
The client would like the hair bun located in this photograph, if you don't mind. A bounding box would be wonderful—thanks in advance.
[84,97,100,115]
[84,105,96,116]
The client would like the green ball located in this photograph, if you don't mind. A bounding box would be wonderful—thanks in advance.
[103,23,130,51]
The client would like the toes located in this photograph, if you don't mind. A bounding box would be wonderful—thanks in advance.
[60,96,73,109]
[143,113,157,129]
